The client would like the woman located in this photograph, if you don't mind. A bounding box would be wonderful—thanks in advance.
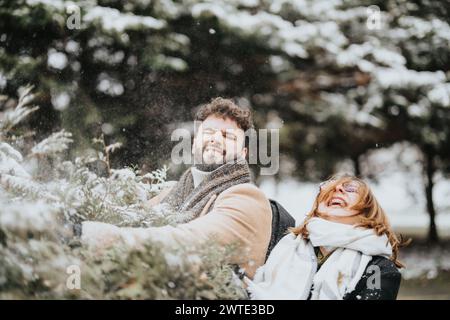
[246,174,408,300]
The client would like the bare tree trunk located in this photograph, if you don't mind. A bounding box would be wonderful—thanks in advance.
[424,150,439,244]
[352,154,361,177]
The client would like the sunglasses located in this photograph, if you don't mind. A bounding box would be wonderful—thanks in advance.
[319,179,361,193]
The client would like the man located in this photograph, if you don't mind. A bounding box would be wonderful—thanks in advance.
[81,97,272,279]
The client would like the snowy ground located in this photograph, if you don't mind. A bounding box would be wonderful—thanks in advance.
[397,244,450,299]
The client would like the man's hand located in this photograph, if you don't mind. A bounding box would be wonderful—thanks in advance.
[81,221,124,253]
[81,221,172,254]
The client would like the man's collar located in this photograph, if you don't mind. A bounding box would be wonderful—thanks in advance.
[191,166,212,188]
[191,156,247,188]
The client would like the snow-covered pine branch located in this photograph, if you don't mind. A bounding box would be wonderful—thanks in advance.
[31,130,73,157]
[0,85,39,135]
[142,165,169,185]
[0,138,246,299]
[105,142,123,154]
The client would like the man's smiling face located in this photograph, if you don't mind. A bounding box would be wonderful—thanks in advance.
[192,115,247,167]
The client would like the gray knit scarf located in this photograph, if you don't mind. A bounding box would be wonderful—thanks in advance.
[161,158,251,223]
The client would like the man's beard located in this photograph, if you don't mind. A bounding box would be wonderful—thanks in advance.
[194,143,241,172]
[195,162,223,172]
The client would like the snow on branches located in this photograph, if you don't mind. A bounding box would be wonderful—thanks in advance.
[31,130,73,157]
[0,88,246,299]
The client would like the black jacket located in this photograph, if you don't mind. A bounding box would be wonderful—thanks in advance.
[305,255,401,300]
[266,200,296,262]
[343,255,402,300]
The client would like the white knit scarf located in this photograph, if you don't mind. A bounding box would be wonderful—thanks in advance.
[246,217,392,300]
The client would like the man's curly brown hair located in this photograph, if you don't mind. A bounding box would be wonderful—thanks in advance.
[195,97,253,131]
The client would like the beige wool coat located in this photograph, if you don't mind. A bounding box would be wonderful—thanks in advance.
[82,182,272,279]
